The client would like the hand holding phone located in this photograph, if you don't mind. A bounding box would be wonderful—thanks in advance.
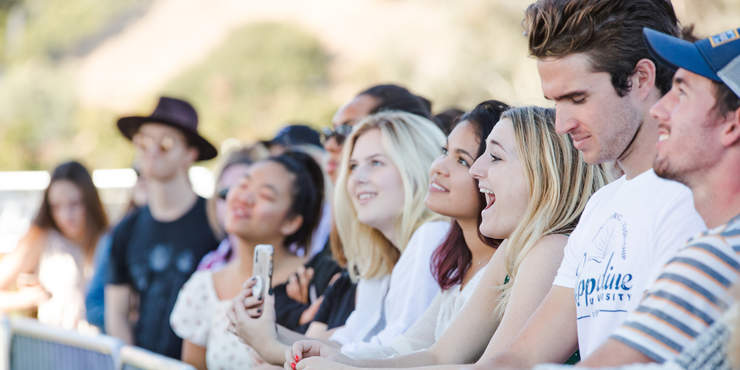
[252,244,274,300]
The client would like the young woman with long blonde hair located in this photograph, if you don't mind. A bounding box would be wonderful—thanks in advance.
[228,111,450,365]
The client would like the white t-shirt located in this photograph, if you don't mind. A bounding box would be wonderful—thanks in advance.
[552,170,705,357]
[331,221,449,358]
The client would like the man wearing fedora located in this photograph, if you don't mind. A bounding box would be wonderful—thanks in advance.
[105,96,220,359]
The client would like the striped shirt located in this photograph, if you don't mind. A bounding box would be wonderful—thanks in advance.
[611,213,740,362]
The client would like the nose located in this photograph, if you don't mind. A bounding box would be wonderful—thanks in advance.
[232,187,256,206]
[324,137,341,153]
[649,95,671,123]
[349,164,370,185]
[430,157,449,178]
[469,156,486,180]
[554,106,578,135]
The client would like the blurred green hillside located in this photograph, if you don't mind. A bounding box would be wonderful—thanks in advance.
[0,0,737,171]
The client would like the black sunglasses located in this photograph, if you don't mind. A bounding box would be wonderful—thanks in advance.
[320,124,354,145]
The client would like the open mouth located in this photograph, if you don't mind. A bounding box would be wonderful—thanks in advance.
[356,191,377,204]
[430,181,448,192]
[480,188,495,210]
[231,206,251,219]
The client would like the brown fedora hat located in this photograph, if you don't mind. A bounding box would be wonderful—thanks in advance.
[117,96,218,161]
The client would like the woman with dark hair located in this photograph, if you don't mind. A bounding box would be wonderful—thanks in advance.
[170,150,325,370]
[0,160,109,330]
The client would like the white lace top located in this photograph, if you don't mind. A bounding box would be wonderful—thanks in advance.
[170,270,263,369]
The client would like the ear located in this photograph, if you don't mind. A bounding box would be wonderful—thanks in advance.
[720,106,740,147]
[280,214,303,238]
[633,58,658,100]
[184,147,198,165]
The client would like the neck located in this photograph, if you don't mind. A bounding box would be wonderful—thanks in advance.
[459,218,495,270]
[233,237,256,278]
[233,236,289,278]
[617,94,662,179]
[147,171,197,221]
[377,222,400,249]
[689,159,740,228]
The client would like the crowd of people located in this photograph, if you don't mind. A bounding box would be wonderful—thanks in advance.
[1,0,738,369]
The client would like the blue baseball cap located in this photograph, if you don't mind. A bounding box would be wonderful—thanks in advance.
[643,27,740,98]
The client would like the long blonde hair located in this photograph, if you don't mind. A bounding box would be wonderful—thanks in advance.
[334,111,446,280]
[493,106,609,319]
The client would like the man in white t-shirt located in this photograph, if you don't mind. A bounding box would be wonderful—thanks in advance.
[576,26,740,367]
[477,1,706,368]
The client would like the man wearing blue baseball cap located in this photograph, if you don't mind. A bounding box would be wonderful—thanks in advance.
[573,27,740,367]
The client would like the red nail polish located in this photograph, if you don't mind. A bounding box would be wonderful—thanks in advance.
[291,362,296,370]
[295,355,300,362]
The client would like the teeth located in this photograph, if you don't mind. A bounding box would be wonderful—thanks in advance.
[658,134,669,142]
[358,193,375,200]
[431,183,447,192]
[479,188,494,194]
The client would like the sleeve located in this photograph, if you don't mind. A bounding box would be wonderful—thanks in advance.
[552,192,600,288]
[273,283,310,332]
[169,272,211,346]
[341,223,444,358]
[314,271,356,329]
[610,237,737,363]
[85,233,112,331]
[551,232,580,289]
[387,290,444,355]
[107,213,136,286]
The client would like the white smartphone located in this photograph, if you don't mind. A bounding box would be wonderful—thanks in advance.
[252,244,274,300]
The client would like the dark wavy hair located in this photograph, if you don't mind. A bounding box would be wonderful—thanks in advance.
[266,150,325,248]
[431,100,509,290]
[359,84,433,119]
[33,160,108,255]
[524,0,680,96]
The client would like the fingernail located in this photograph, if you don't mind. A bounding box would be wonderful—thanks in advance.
[291,362,296,370]
[295,355,300,362]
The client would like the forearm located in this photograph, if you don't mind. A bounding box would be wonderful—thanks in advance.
[346,349,440,368]
[0,291,35,311]
[105,310,134,344]
[248,325,309,365]
[104,285,134,345]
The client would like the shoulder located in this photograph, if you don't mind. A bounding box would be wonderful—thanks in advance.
[409,221,452,246]
[521,234,569,266]
[111,207,146,237]
[635,170,694,205]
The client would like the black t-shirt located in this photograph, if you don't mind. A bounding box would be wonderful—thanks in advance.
[109,196,218,359]
[274,245,342,333]
[313,270,356,330]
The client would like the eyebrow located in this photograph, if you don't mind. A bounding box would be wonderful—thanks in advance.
[351,153,386,161]
[489,139,506,152]
[674,76,690,89]
[260,184,279,196]
[454,148,475,159]
[546,90,587,102]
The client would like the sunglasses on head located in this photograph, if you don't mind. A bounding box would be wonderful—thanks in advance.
[320,124,354,145]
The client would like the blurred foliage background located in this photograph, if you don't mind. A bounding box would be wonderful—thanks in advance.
[0,0,738,171]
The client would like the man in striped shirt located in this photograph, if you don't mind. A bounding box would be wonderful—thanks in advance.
[578,27,740,366]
